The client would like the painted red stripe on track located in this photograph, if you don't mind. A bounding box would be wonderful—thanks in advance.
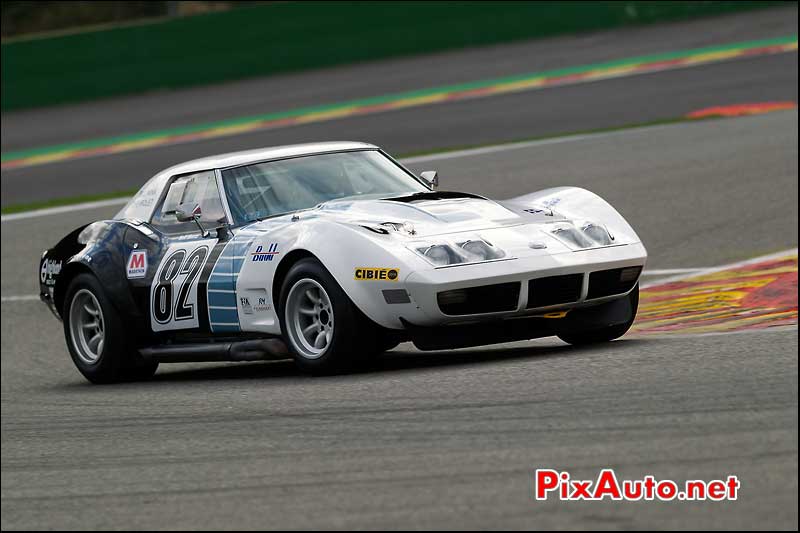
[739,44,793,56]
[542,73,591,85]
[634,255,797,335]
[635,58,688,70]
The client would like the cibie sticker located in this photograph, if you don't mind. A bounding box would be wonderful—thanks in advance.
[251,243,279,262]
[126,250,148,279]
[354,267,399,281]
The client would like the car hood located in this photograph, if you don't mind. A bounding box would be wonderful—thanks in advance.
[240,189,641,254]
[313,193,554,237]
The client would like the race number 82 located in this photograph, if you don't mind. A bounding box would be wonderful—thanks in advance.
[153,246,208,324]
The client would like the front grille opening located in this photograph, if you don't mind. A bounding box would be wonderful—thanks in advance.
[437,282,520,316]
[527,274,583,308]
[587,266,642,299]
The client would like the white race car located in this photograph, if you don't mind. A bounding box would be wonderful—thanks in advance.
[40,142,646,382]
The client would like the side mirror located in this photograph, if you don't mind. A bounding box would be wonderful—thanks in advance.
[175,203,202,223]
[175,203,209,238]
[420,170,439,189]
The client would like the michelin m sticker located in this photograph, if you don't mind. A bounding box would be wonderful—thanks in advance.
[126,250,148,279]
[354,267,399,281]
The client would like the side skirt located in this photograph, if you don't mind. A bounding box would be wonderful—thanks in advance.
[140,338,288,363]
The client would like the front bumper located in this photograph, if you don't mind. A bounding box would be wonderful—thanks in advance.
[379,242,646,328]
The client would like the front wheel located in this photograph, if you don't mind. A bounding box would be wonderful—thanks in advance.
[63,273,158,384]
[557,285,639,345]
[279,258,384,374]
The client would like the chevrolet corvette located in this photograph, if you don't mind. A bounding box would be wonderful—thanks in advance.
[39,142,647,383]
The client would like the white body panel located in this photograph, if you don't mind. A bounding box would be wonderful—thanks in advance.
[219,187,647,333]
[121,143,647,336]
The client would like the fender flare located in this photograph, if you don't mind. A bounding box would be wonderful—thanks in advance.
[47,221,140,321]
[249,219,423,330]
[504,186,643,246]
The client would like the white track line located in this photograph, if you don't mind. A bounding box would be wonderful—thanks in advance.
[1,123,679,223]
[399,125,675,165]
[640,248,798,288]
[640,268,706,276]
[1,295,40,302]
[1,197,130,222]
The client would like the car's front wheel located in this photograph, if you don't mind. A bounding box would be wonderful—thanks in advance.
[279,258,384,374]
[63,273,158,384]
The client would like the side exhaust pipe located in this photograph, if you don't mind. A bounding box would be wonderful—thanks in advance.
[140,339,289,363]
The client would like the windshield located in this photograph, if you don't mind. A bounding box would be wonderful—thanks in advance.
[220,150,428,225]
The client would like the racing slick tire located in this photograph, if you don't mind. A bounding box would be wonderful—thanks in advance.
[279,258,384,374]
[557,284,639,345]
[63,273,158,384]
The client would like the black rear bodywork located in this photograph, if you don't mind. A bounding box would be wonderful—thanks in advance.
[39,219,166,347]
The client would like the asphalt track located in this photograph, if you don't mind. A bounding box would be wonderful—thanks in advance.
[1,6,798,207]
[1,110,797,529]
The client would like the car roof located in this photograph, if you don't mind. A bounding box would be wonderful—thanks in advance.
[115,141,380,221]
[161,141,378,176]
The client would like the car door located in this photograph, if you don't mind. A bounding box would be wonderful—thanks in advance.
[123,170,234,335]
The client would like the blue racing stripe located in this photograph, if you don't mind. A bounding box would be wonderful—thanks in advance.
[207,278,233,291]
[209,308,239,323]
[209,308,240,333]
[210,260,236,274]
[208,291,237,307]
[210,323,241,333]
[232,256,248,272]
[205,235,259,333]
[227,239,255,257]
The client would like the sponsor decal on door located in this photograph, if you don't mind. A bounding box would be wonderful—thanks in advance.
[251,243,279,262]
[127,250,148,279]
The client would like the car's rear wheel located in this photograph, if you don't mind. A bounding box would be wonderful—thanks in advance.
[557,285,639,345]
[63,273,158,384]
[279,258,384,374]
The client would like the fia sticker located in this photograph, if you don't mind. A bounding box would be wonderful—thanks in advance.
[240,294,270,314]
[127,250,148,279]
[254,296,271,312]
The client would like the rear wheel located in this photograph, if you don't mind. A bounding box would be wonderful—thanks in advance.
[63,273,158,384]
[557,285,639,345]
[279,258,384,374]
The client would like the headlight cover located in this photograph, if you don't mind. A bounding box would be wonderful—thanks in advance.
[457,239,505,261]
[550,221,615,249]
[581,223,614,246]
[412,238,506,266]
